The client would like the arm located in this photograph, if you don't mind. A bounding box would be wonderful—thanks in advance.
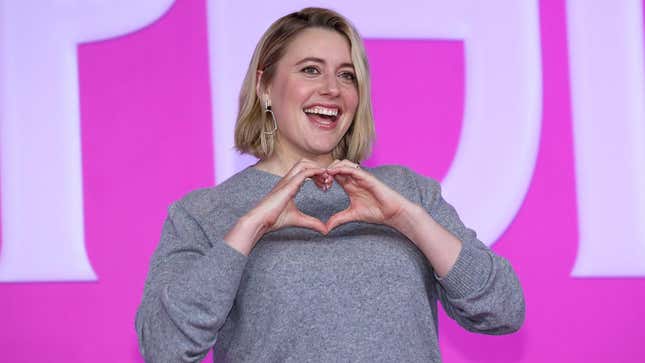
[135,201,247,362]
[407,169,525,334]
[136,160,331,361]
[325,162,525,334]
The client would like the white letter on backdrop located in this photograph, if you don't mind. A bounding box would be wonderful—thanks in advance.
[0,0,175,282]
[206,0,542,245]
[567,0,645,276]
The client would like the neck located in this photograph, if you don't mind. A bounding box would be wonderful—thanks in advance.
[255,149,333,177]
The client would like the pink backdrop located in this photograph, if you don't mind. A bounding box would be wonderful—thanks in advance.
[1,0,645,362]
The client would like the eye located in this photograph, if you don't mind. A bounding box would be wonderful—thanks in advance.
[339,71,356,82]
[301,65,320,75]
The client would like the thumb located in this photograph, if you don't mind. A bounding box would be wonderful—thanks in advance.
[326,209,355,232]
[291,211,328,235]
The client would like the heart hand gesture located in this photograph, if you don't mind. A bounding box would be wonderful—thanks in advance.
[224,159,332,255]
[255,160,332,235]
[325,160,418,233]
[225,159,422,256]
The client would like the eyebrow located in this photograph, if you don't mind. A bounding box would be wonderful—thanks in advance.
[295,57,354,69]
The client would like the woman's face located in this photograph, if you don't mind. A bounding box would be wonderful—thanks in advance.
[264,27,359,161]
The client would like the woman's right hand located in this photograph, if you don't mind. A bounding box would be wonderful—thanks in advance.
[223,159,331,255]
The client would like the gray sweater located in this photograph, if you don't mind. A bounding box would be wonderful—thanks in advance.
[136,165,525,362]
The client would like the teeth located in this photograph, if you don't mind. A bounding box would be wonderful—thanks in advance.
[303,106,339,117]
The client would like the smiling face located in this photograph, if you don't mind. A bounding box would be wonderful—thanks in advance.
[262,27,359,164]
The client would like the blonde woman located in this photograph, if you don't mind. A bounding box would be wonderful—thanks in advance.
[136,7,525,362]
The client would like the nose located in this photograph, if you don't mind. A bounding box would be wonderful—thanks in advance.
[319,73,340,97]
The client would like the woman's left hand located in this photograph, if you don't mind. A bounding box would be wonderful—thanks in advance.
[325,160,419,232]
[326,160,463,276]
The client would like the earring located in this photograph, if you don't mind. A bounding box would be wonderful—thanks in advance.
[263,97,278,135]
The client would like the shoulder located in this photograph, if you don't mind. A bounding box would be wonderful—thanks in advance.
[368,164,440,192]
[366,165,443,209]
[170,167,260,221]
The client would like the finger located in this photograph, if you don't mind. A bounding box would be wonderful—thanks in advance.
[333,174,352,189]
[326,165,370,184]
[268,167,326,203]
[326,209,356,231]
[328,166,395,202]
[312,174,333,191]
[284,159,333,183]
[284,158,317,178]
[327,162,363,174]
[286,167,329,194]
[321,171,335,191]
[327,163,365,187]
[309,169,332,187]
[284,159,333,190]
[283,159,332,190]
[291,211,328,235]
[324,160,342,189]
[327,159,360,170]
[326,159,342,170]
[328,167,361,187]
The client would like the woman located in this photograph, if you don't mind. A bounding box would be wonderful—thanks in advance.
[136,7,525,362]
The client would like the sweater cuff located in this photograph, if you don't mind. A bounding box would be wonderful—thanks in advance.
[210,238,249,262]
[201,240,248,287]
[173,240,248,299]
[435,244,493,299]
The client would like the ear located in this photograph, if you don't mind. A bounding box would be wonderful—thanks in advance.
[256,70,269,101]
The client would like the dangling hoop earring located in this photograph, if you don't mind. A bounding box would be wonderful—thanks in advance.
[263,98,278,135]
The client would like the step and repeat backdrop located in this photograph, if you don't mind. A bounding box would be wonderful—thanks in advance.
[1,0,644,361]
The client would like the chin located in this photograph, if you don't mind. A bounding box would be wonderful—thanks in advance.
[308,147,336,157]
[304,138,341,153]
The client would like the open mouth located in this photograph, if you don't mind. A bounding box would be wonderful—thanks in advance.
[303,105,341,128]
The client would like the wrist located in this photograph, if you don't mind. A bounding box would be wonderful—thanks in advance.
[390,202,427,242]
[224,213,267,256]
[242,211,271,239]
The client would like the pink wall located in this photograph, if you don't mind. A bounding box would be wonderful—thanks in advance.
[1,0,644,362]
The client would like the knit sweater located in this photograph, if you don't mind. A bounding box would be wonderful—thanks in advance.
[136,165,525,362]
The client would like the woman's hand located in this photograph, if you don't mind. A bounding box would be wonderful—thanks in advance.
[253,159,332,234]
[224,159,332,255]
[326,160,463,276]
[325,160,420,233]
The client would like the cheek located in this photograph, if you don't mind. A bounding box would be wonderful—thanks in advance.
[274,77,304,101]
[345,91,359,117]
[273,84,305,120]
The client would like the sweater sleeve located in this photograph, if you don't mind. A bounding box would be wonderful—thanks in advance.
[135,201,248,362]
[407,169,525,335]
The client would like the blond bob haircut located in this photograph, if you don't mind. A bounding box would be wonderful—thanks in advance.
[234,7,375,162]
